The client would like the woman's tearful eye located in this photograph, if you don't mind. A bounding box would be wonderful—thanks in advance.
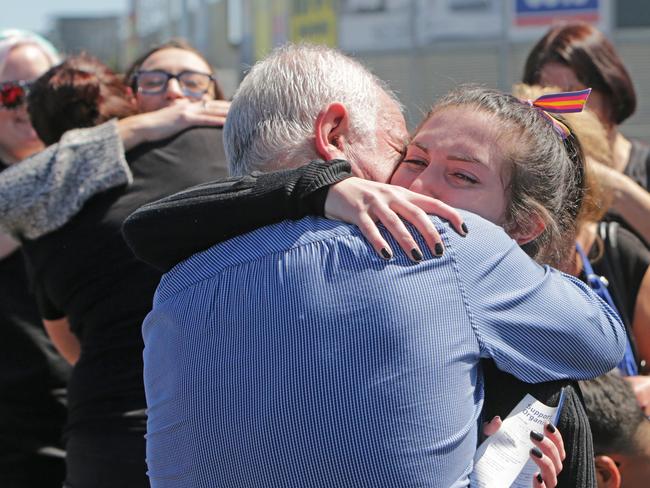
[402,158,428,168]
[451,172,479,185]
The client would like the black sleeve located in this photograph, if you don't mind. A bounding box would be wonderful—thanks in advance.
[34,284,65,321]
[122,159,353,271]
[20,251,64,320]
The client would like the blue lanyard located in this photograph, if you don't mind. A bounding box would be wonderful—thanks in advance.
[576,242,638,376]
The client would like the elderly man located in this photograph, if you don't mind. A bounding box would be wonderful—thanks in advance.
[122,44,624,487]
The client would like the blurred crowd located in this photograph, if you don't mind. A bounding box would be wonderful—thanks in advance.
[0,21,648,488]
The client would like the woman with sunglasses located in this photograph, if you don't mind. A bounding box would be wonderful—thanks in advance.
[0,30,59,162]
[0,38,228,486]
[0,30,71,488]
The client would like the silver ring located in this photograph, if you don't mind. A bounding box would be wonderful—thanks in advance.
[201,100,208,109]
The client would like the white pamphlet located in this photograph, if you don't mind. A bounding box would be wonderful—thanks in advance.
[470,389,565,487]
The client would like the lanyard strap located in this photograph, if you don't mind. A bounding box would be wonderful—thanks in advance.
[576,243,617,310]
[576,242,638,376]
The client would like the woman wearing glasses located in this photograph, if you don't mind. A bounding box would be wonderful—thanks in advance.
[12,50,232,487]
[117,39,230,150]
[0,38,229,487]
[0,30,70,488]
[0,38,230,240]
[127,39,224,111]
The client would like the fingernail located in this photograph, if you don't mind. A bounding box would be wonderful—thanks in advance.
[461,222,469,235]
[380,248,392,260]
[411,248,423,262]
[536,473,543,484]
[489,415,501,424]
[545,422,556,434]
[434,243,444,256]
[530,431,544,442]
[531,447,543,459]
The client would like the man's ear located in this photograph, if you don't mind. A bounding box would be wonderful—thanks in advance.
[595,455,621,488]
[509,213,546,245]
[314,102,350,161]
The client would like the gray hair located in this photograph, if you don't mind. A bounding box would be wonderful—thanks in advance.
[0,29,60,76]
[427,85,585,269]
[224,43,397,176]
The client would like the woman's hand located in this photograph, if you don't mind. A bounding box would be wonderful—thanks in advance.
[529,423,566,488]
[118,99,231,151]
[482,417,565,488]
[324,177,467,262]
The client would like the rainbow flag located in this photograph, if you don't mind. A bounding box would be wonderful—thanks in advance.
[532,88,592,114]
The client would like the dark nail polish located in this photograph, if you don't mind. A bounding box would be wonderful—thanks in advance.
[530,431,544,442]
[531,447,543,459]
[435,243,444,256]
[380,248,392,260]
[411,248,423,262]
[536,473,543,484]
[461,222,469,234]
[546,423,556,434]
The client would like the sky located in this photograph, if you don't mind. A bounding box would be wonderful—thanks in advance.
[3,0,129,35]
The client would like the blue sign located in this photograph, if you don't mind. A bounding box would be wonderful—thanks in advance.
[516,0,599,15]
[514,0,600,27]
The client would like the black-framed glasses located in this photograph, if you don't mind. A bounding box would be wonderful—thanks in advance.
[0,80,32,109]
[135,69,214,98]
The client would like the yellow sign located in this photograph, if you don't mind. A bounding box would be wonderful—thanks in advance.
[290,0,337,46]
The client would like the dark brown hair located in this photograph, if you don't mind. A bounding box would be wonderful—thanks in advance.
[125,38,225,100]
[28,53,136,145]
[523,22,636,125]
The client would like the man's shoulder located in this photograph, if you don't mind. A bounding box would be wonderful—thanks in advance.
[454,209,506,234]
[155,211,518,304]
[154,217,363,300]
[443,210,515,250]
[208,215,363,262]
[179,210,508,274]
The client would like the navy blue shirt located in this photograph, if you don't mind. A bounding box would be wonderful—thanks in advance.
[143,212,624,487]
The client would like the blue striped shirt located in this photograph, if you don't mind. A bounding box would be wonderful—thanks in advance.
[143,211,625,487]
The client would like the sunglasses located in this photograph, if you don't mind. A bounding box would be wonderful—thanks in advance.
[0,80,32,109]
[134,70,214,98]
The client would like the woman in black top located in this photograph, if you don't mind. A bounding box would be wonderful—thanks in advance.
[22,54,229,487]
